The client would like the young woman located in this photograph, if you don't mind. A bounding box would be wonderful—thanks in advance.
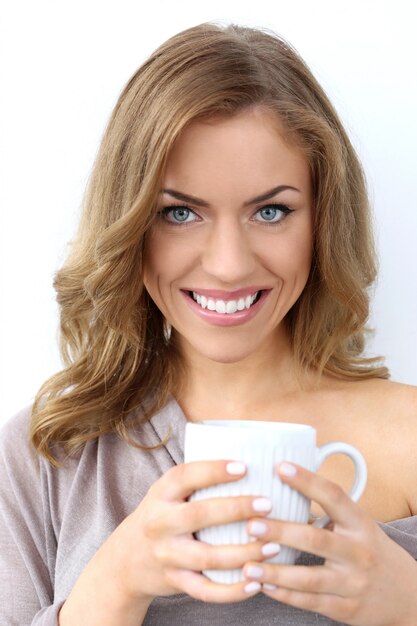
[1,22,416,626]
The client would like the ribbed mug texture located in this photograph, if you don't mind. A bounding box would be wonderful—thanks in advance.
[184,421,317,584]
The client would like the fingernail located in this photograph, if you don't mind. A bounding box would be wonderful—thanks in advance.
[245,565,264,578]
[261,542,281,557]
[263,583,278,591]
[248,520,268,536]
[252,497,272,512]
[244,581,261,593]
[226,461,246,475]
[279,462,297,477]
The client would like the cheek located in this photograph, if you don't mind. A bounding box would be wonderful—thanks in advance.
[264,230,313,279]
[143,231,198,291]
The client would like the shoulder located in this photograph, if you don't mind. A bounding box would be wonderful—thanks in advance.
[0,404,38,470]
[0,406,47,533]
[0,404,33,437]
[363,377,416,405]
[357,379,417,449]
[355,379,417,513]
[328,377,417,420]
[338,378,417,443]
[0,404,81,492]
[320,375,417,462]
[363,378,416,420]
[336,378,417,515]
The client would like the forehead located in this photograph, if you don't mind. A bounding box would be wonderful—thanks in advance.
[162,108,310,198]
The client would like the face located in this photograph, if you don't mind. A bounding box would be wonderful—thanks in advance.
[143,107,313,365]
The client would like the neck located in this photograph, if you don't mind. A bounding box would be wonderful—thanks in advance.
[173,326,314,422]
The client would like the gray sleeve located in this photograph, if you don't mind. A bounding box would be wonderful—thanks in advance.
[0,407,63,626]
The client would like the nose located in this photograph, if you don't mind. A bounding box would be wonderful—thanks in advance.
[201,220,256,284]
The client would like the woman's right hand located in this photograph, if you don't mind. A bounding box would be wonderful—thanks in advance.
[59,460,274,624]
[109,460,275,602]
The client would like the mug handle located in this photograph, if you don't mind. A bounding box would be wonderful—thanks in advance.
[312,442,368,528]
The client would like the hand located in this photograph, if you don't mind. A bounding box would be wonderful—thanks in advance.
[242,462,417,626]
[101,460,275,605]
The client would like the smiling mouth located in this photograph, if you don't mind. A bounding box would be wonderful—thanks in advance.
[188,290,263,314]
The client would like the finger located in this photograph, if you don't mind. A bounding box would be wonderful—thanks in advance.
[162,494,273,535]
[170,568,262,603]
[246,517,356,562]
[154,461,248,501]
[243,562,347,596]
[276,462,364,529]
[160,537,281,571]
[261,585,355,623]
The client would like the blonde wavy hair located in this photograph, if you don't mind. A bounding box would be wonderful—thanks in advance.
[32,21,389,465]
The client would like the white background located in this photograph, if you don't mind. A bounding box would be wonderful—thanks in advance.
[1,0,416,425]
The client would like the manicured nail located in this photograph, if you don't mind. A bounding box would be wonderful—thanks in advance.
[245,565,264,578]
[248,520,268,536]
[252,497,272,512]
[244,581,261,593]
[261,542,281,557]
[263,583,278,591]
[226,461,246,475]
[279,462,297,477]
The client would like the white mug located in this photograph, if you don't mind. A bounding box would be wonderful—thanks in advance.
[184,420,367,584]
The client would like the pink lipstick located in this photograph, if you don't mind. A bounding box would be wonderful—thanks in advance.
[181,288,270,327]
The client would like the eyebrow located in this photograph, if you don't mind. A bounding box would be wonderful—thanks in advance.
[160,184,300,208]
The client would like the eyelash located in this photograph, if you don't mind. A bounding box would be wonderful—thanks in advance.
[158,203,295,228]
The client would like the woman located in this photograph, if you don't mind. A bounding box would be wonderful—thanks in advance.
[1,21,416,626]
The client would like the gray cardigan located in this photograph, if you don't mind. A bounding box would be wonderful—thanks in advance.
[1,399,416,626]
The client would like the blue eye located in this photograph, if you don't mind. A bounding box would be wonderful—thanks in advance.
[159,202,294,227]
[160,206,197,224]
[255,204,293,224]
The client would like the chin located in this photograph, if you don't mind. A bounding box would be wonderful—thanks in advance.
[206,354,253,365]
[189,339,261,364]
[207,353,250,364]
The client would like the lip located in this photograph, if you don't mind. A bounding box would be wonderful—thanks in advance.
[182,286,270,300]
[181,289,271,327]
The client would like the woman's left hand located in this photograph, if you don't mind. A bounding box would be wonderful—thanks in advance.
[243,462,417,626]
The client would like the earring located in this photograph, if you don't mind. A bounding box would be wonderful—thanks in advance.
[163,319,172,342]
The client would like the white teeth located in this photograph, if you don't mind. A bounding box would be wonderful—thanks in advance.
[191,291,261,314]
[215,300,226,314]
